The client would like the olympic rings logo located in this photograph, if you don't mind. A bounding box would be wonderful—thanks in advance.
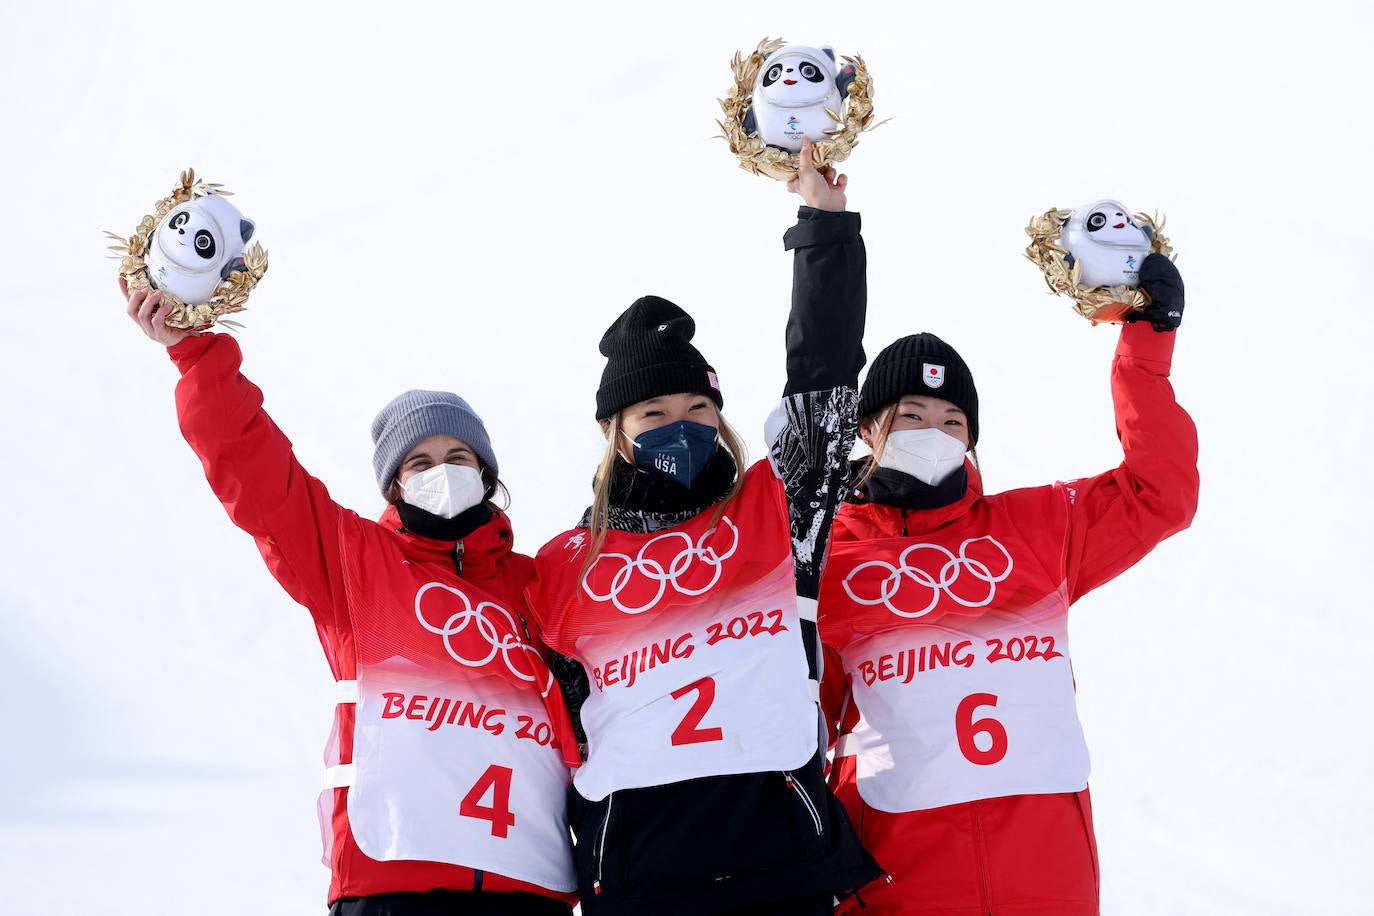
[581,517,739,615]
[842,536,1014,619]
[414,582,555,696]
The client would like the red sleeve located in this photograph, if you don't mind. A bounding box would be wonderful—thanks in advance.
[1063,322,1200,602]
[170,334,352,668]
[820,643,858,755]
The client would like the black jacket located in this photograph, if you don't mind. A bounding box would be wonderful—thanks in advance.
[553,208,882,915]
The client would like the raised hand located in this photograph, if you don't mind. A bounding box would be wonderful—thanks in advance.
[786,137,848,212]
[122,277,200,347]
[1131,254,1185,332]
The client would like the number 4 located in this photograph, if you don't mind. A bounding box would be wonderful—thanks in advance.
[460,764,516,837]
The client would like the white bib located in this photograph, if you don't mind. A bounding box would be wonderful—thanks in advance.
[573,559,818,802]
[345,660,576,892]
[838,600,1089,813]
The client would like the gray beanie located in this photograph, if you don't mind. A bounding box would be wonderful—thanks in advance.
[370,390,498,494]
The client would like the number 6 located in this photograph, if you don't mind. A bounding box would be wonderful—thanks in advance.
[955,693,1008,766]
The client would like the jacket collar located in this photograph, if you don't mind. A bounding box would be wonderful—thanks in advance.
[576,450,737,534]
[850,463,969,511]
[834,461,984,542]
[379,502,515,579]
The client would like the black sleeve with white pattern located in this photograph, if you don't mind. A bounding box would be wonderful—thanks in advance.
[772,206,866,683]
[767,387,860,601]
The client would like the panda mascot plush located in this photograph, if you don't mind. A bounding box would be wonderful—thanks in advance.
[1058,200,1154,289]
[144,193,255,305]
[743,44,857,153]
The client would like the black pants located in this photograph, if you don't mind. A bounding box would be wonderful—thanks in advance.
[719,894,833,915]
[328,890,572,916]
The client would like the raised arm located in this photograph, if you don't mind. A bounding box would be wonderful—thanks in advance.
[126,283,351,645]
[1063,255,1200,599]
[782,139,865,395]
[767,139,867,601]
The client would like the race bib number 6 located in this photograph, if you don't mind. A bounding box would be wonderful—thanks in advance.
[955,693,1007,766]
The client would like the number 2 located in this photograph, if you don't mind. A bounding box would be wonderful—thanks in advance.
[460,764,516,837]
[670,677,725,746]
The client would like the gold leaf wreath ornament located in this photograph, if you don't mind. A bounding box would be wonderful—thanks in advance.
[717,37,878,181]
[1024,208,1174,324]
[106,169,268,330]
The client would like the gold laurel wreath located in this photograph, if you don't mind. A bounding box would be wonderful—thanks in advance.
[1023,208,1174,324]
[106,168,268,330]
[717,37,878,181]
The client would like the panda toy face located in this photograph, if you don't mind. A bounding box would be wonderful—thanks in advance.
[1059,199,1153,289]
[748,44,848,153]
[145,194,255,304]
[759,49,834,108]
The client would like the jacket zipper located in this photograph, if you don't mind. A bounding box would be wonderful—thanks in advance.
[450,542,465,577]
[784,771,823,836]
[593,791,614,895]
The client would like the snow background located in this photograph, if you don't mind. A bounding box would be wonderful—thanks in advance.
[1,1,1370,912]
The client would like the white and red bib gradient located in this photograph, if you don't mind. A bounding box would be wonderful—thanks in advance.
[335,541,577,893]
[530,463,821,802]
[820,515,1089,813]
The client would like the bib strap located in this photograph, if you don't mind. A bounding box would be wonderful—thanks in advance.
[336,679,359,704]
[322,762,357,789]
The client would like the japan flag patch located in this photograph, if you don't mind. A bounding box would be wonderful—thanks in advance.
[922,363,945,389]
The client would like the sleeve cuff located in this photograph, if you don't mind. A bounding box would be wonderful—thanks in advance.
[784,208,861,250]
[1116,319,1177,367]
[167,332,230,374]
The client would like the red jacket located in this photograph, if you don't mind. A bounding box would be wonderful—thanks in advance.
[170,333,577,906]
[819,322,1199,915]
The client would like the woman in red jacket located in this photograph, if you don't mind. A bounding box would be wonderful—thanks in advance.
[818,255,1199,915]
[125,280,579,916]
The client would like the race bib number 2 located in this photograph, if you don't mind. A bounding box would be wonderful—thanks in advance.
[670,677,724,746]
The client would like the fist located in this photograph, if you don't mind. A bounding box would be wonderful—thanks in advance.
[1132,253,1184,332]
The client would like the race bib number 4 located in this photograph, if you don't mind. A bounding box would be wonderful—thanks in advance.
[348,663,576,892]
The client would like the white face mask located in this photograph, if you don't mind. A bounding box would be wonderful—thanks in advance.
[401,464,485,519]
[878,428,968,486]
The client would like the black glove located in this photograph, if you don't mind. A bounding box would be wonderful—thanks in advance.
[1131,253,1184,332]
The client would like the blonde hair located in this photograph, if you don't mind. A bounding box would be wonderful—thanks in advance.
[582,408,749,574]
[854,404,980,493]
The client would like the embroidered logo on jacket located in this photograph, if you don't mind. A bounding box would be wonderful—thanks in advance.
[842,535,1013,618]
[581,517,739,615]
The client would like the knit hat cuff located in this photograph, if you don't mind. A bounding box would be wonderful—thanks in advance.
[372,395,498,494]
[858,334,980,445]
[596,361,723,420]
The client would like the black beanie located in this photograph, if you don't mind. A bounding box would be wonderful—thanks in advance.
[859,333,980,445]
[595,295,724,420]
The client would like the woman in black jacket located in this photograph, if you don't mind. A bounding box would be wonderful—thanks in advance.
[524,141,882,915]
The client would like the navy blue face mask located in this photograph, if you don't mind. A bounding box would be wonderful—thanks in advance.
[626,420,719,487]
